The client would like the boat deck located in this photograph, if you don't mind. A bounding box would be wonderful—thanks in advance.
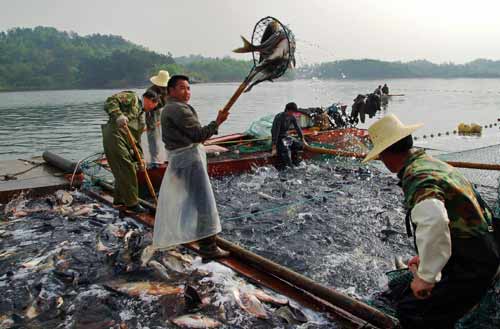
[0,158,72,203]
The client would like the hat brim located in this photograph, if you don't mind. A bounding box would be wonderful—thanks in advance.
[150,76,169,87]
[362,123,423,163]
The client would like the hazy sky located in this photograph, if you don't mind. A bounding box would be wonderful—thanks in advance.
[1,0,500,64]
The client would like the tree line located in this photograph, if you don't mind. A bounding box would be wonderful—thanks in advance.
[1,27,500,91]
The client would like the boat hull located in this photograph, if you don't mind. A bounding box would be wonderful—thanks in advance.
[138,127,368,191]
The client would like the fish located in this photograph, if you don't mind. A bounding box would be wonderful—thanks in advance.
[256,191,281,201]
[252,289,288,306]
[55,190,73,205]
[161,254,187,273]
[149,260,171,280]
[275,305,308,325]
[232,288,268,319]
[233,20,295,92]
[170,314,221,328]
[105,281,182,297]
[140,245,156,267]
[394,256,408,270]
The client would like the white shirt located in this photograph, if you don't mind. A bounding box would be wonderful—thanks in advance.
[411,198,452,283]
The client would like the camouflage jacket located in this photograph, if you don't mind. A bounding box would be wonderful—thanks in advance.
[399,149,491,239]
[103,91,145,136]
[145,85,168,131]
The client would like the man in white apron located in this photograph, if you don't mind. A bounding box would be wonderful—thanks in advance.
[153,75,230,260]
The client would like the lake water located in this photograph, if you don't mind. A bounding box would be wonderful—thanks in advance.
[1,78,499,161]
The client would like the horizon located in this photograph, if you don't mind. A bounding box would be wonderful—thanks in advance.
[2,25,499,67]
[1,0,500,65]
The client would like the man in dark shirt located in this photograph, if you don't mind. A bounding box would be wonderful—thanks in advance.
[271,102,305,168]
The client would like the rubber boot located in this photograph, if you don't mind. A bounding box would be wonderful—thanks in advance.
[198,235,229,262]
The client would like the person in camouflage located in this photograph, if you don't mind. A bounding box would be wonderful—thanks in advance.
[363,114,499,328]
[145,70,170,165]
[102,90,160,212]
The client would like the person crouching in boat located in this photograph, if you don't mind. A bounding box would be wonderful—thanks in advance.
[102,90,160,213]
[145,70,170,167]
[271,102,305,169]
[153,75,230,260]
[364,114,499,328]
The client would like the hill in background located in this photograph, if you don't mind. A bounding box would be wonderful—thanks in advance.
[1,27,500,91]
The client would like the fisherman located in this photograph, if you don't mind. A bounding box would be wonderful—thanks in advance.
[374,85,382,96]
[271,102,305,169]
[363,114,499,328]
[153,75,230,259]
[145,70,170,167]
[102,90,160,213]
[382,83,389,95]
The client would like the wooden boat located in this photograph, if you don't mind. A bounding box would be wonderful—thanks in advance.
[137,126,369,190]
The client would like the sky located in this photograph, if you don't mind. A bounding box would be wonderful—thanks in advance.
[1,0,500,65]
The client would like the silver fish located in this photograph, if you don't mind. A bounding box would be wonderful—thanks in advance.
[162,254,187,273]
[171,314,221,328]
[233,21,295,92]
[149,260,171,280]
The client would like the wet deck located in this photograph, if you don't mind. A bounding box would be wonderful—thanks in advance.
[0,158,71,203]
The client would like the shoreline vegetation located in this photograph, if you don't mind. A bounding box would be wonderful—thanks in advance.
[2,26,500,92]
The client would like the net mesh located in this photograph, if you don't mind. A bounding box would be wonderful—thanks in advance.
[436,144,500,215]
[250,16,296,81]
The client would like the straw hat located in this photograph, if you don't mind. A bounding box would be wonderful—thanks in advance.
[362,114,423,163]
[150,70,170,87]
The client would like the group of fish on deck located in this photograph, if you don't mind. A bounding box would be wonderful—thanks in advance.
[0,189,320,328]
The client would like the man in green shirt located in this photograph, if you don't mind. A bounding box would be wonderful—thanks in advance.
[363,114,499,328]
[102,90,160,212]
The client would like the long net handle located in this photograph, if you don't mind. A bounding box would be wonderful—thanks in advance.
[123,126,158,205]
[221,80,250,114]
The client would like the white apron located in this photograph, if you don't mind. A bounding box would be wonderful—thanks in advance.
[153,144,221,250]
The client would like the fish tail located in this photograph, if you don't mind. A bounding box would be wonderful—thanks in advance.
[233,36,254,53]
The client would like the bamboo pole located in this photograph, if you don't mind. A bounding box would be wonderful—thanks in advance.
[122,126,158,205]
[445,161,500,171]
[303,142,367,159]
[215,237,399,329]
[221,80,250,114]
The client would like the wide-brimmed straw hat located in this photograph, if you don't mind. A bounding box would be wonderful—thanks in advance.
[150,70,170,87]
[362,114,423,163]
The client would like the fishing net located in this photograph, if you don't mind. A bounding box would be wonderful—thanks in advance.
[250,16,296,81]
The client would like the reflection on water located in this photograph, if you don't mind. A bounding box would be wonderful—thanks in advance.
[1,79,499,161]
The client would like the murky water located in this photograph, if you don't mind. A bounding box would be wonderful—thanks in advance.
[1,78,499,160]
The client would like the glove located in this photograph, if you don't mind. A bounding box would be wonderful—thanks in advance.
[116,115,129,128]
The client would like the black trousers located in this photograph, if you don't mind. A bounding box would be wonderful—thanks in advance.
[396,234,499,328]
[276,137,303,169]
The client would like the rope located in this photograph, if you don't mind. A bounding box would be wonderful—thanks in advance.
[413,120,498,140]
[1,162,44,181]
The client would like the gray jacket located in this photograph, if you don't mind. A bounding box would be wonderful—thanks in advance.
[161,99,218,150]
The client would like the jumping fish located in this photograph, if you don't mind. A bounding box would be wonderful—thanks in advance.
[105,281,182,297]
[233,20,295,92]
[171,314,221,328]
